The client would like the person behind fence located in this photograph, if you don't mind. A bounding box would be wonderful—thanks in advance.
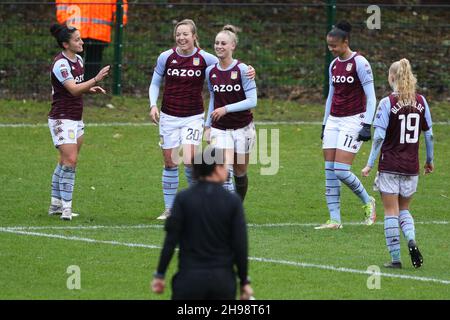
[151,147,254,300]
[361,58,434,269]
[316,20,377,230]
[48,24,110,221]
[204,25,257,202]
[55,0,128,81]
[148,19,255,220]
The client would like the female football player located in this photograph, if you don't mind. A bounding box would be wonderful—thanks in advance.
[316,21,377,230]
[361,58,434,269]
[148,20,255,219]
[204,25,257,202]
[48,24,110,220]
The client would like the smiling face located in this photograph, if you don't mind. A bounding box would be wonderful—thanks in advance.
[214,32,235,60]
[63,30,83,54]
[175,24,196,54]
[326,35,348,58]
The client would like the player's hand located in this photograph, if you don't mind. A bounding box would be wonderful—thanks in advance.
[424,162,434,175]
[246,65,256,80]
[240,284,254,300]
[204,127,211,144]
[357,124,372,142]
[150,106,160,125]
[89,86,106,94]
[361,166,372,177]
[94,65,111,82]
[321,124,325,140]
[211,107,227,122]
[151,277,165,294]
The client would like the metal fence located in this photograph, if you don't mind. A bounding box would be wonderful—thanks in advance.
[0,1,449,102]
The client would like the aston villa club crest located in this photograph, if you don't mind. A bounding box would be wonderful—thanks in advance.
[346,63,353,72]
[231,71,238,80]
[193,57,200,66]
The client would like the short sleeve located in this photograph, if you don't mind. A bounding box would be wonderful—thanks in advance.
[199,50,219,67]
[238,63,257,92]
[421,95,433,131]
[355,55,374,87]
[373,97,391,130]
[205,65,214,92]
[154,49,173,77]
[52,59,74,84]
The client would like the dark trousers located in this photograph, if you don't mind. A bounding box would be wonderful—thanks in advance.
[82,38,108,81]
[172,268,237,300]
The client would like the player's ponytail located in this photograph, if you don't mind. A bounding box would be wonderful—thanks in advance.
[220,24,240,46]
[174,19,200,48]
[328,20,352,42]
[389,58,417,104]
[50,23,77,49]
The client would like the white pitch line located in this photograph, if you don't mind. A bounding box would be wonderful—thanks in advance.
[2,220,448,231]
[0,228,160,249]
[1,227,449,286]
[249,257,450,285]
[2,224,164,231]
[1,121,450,128]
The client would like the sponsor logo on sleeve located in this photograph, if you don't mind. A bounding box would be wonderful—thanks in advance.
[61,68,69,78]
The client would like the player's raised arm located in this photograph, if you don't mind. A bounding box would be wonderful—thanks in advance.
[63,65,110,96]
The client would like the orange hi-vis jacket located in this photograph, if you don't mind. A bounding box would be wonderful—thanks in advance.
[56,0,128,43]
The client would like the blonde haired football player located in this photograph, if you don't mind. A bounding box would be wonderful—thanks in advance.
[362,58,434,268]
[204,25,257,201]
[148,20,255,219]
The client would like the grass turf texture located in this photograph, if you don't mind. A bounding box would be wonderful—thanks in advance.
[0,112,449,299]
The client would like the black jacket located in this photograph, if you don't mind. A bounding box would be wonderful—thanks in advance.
[156,180,249,285]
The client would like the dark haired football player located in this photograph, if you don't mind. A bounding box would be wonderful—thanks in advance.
[48,23,110,221]
[317,20,377,230]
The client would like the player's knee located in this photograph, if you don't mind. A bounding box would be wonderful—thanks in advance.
[233,164,247,177]
[62,157,77,167]
[334,169,349,181]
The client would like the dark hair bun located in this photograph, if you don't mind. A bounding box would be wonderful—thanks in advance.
[336,21,352,33]
[50,23,64,37]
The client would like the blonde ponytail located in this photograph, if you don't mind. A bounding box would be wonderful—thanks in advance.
[389,58,417,103]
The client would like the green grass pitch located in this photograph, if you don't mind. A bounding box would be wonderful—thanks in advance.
[0,120,449,299]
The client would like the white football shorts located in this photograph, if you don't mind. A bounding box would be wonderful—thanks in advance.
[322,113,364,153]
[374,171,418,198]
[210,122,256,154]
[48,119,84,147]
[159,112,204,149]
